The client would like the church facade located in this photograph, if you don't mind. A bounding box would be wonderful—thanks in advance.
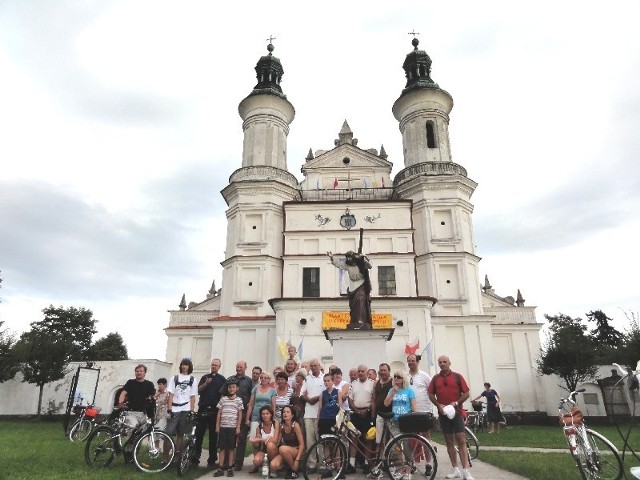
[165,39,545,415]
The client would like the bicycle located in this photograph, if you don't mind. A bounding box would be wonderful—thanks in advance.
[300,410,437,480]
[559,388,623,480]
[84,406,175,473]
[463,426,479,461]
[68,402,102,442]
[466,402,486,434]
[177,412,198,477]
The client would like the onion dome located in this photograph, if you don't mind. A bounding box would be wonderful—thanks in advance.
[248,42,286,99]
[400,37,439,96]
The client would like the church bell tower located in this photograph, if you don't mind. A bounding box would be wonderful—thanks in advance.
[392,38,483,317]
[217,43,299,320]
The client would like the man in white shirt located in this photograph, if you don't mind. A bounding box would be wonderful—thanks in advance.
[407,354,434,476]
[300,358,324,470]
[166,358,198,454]
[347,364,374,473]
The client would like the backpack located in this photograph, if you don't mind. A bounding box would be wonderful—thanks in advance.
[174,374,195,388]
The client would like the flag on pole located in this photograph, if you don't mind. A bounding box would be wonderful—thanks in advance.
[381,176,385,188]
[297,336,304,361]
[421,338,434,370]
[405,337,420,355]
[277,336,288,361]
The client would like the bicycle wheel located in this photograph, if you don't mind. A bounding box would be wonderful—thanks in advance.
[465,427,479,460]
[177,437,196,477]
[133,429,175,473]
[85,426,117,467]
[384,433,437,480]
[575,429,623,480]
[69,418,93,442]
[301,435,347,480]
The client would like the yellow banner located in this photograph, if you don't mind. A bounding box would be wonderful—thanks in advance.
[322,312,392,330]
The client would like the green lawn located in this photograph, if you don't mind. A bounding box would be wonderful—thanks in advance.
[430,424,640,479]
[2,419,639,480]
[0,419,203,480]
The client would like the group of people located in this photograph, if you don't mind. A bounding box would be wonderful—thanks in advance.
[116,349,500,480]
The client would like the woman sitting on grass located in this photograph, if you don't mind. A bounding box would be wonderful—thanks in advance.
[248,405,280,474]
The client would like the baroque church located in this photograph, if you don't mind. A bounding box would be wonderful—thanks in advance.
[164,39,545,415]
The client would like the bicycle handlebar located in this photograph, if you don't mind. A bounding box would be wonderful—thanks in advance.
[558,388,586,409]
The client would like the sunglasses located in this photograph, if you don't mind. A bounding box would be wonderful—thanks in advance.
[394,375,403,379]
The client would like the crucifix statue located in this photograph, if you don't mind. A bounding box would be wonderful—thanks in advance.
[327,228,372,330]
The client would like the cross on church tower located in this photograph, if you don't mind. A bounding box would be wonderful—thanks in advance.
[408,29,420,38]
[266,35,276,44]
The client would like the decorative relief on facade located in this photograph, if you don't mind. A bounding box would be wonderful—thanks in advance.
[314,214,331,226]
[339,207,356,230]
[364,213,381,224]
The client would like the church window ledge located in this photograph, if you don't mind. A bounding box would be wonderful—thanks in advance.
[234,301,264,306]
[238,242,267,248]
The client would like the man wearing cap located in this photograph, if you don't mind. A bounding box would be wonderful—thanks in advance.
[428,355,472,480]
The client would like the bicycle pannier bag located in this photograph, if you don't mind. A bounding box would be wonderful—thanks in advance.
[398,412,433,433]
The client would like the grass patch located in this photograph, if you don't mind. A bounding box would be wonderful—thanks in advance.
[0,419,203,480]
[430,424,640,479]
[478,451,582,479]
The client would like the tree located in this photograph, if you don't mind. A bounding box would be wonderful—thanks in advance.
[14,329,69,419]
[86,332,128,361]
[35,305,97,361]
[587,309,624,347]
[618,310,640,368]
[537,313,598,392]
[586,309,624,364]
[0,321,19,383]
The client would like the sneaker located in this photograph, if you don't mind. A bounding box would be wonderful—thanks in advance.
[462,471,474,480]
[344,465,357,475]
[445,468,462,479]
[213,469,225,477]
[227,469,235,477]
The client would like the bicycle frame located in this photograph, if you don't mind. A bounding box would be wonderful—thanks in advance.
[558,388,623,480]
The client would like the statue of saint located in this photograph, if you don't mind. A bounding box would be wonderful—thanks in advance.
[327,250,372,330]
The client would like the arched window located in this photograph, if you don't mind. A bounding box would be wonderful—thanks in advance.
[426,121,437,148]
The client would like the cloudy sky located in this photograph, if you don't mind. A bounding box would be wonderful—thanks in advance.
[1,1,639,360]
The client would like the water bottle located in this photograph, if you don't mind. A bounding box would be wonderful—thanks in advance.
[346,421,360,436]
[262,453,269,479]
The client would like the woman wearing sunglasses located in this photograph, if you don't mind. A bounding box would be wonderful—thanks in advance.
[383,370,416,435]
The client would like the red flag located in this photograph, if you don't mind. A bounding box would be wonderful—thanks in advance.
[333,177,338,189]
[405,338,420,355]
[381,176,385,188]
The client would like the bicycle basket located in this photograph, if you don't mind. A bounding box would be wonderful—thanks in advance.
[560,406,584,426]
[471,401,484,412]
[86,407,101,418]
[398,413,433,433]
